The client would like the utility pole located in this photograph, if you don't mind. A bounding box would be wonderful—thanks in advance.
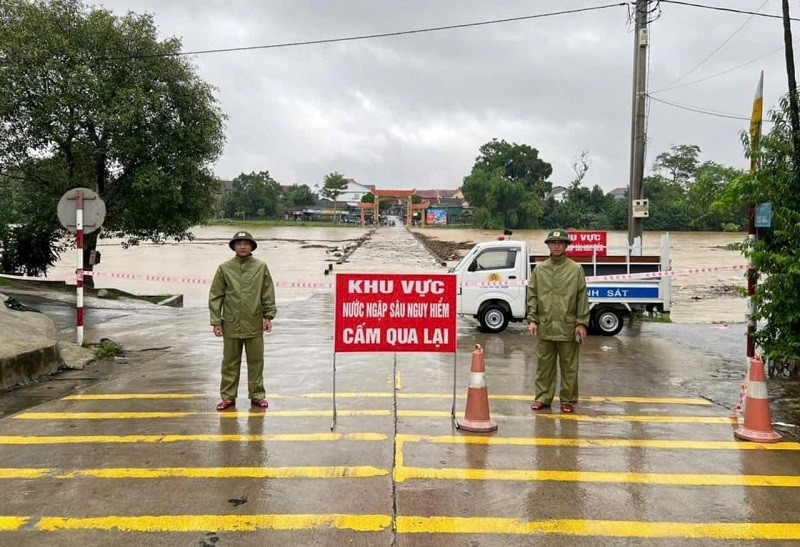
[782,0,800,176]
[627,0,650,250]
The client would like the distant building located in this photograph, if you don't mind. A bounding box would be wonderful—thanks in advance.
[608,186,628,200]
[338,179,376,205]
[547,185,567,202]
[416,188,462,201]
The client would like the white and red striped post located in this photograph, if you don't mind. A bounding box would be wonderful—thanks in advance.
[75,190,84,346]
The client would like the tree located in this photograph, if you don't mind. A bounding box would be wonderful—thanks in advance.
[642,174,689,230]
[462,167,540,229]
[720,94,800,363]
[472,139,553,199]
[462,139,551,228]
[652,144,701,186]
[684,162,746,230]
[0,0,225,278]
[321,172,349,221]
[222,171,282,219]
[281,183,317,212]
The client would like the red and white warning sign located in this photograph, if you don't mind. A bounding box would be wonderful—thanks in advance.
[334,273,456,353]
[567,230,607,257]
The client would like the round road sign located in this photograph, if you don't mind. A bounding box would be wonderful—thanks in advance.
[57,187,107,234]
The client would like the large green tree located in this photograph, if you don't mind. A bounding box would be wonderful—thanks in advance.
[472,139,553,199]
[652,144,702,187]
[0,0,225,276]
[684,162,746,231]
[281,184,317,213]
[222,171,282,219]
[462,167,540,229]
[462,139,551,228]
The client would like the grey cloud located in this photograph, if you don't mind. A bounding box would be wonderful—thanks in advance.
[90,0,786,191]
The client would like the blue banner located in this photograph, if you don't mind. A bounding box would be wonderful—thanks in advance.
[587,286,660,299]
[755,202,772,228]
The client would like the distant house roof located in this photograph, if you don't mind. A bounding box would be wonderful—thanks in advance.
[373,189,416,197]
[428,196,465,208]
[547,186,566,200]
[608,186,628,198]
[344,179,375,192]
[416,188,461,200]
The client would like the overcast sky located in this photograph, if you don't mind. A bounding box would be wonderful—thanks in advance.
[89,0,789,192]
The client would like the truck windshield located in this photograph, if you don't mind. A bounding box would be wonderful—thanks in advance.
[450,252,473,272]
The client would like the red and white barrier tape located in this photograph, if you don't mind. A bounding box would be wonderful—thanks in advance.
[0,263,749,289]
[733,374,748,417]
[586,263,749,283]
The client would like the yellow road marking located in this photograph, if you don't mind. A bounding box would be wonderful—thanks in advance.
[396,434,800,450]
[396,517,800,539]
[0,517,28,531]
[395,372,402,390]
[6,514,799,539]
[35,514,391,532]
[55,466,388,479]
[0,468,52,479]
[17,412,196,420]
[303,393,712,405]
[63,394,201,400]
[534,414,739,424]
[15,411,733,424]
[15,410,393,420]
[0,433,386,445]
[395,466,800,486]
[62,394,289,401]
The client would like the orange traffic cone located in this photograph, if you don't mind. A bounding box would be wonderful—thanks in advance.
[734,355,782,443]
[457,344,498,433]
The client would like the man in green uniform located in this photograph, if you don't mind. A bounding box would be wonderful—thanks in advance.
[527,229,590,414]
[209,231,277,411]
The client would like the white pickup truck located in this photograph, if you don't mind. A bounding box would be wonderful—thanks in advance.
[451,235,671,335]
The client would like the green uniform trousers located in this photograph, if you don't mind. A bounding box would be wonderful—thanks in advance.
[535,339,580,405]
[220,335,265,401]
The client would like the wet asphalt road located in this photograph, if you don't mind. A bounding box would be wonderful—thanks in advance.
[1,228,799,545]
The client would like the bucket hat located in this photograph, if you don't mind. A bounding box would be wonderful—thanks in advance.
[229,230,257,251]
[544,229,571,245]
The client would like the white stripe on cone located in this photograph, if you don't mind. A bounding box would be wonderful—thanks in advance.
[469,372,486,389]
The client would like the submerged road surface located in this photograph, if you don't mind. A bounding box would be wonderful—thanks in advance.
[1,228,799,545]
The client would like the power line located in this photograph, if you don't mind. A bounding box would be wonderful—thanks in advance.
[648,94,761,120]
[650,39,791,94]
[660,0,769,90]
[109,3,628,60]
[659,0,799,21]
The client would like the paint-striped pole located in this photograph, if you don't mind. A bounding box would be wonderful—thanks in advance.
[76,190,84,346]
[746,71,763,359]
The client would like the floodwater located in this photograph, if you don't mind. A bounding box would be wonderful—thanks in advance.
[46,225,749,324]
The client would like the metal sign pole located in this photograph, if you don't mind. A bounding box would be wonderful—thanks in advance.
[452,351,459,429]
[330,353,337,431]
[75,190,84,346]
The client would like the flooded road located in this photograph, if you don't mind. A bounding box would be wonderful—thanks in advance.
[2,226,799,544]
[47,226,749,323]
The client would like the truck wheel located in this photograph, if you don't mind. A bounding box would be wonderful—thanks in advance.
[592,308,624,336]
[478,304,509,333]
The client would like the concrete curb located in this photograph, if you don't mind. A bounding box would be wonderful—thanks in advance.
[0,344,61,391]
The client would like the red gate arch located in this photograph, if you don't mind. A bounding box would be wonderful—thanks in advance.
[358,189,430,226]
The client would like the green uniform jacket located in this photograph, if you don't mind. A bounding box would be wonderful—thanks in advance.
[209,255,277,339]
[526,256,590,341]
